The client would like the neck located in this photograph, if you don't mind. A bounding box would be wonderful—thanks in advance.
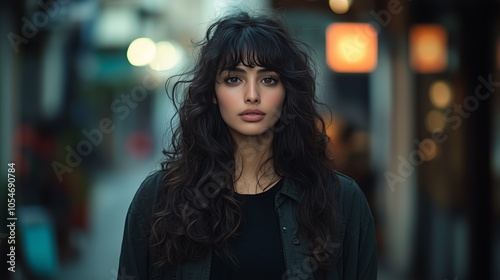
[232,131,279,194]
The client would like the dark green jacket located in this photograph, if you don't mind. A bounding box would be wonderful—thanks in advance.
[118,171,377,279]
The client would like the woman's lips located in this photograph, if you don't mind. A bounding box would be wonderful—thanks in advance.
[239,109,265,122]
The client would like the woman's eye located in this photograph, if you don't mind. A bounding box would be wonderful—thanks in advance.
[262,77,278,85]
[225,77,241,84]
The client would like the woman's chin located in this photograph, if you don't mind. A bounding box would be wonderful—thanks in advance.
[229,128,274,140]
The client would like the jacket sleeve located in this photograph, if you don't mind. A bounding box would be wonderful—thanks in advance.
[337,175,378,280]
[356,210,377,279]
[118,174,159,280]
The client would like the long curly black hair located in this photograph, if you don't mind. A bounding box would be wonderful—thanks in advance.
[152,10,339,271]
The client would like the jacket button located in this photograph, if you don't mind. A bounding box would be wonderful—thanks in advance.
[282,226,287,234]
[292,239,300,245]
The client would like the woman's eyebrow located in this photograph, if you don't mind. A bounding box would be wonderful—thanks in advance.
[257,68,274,74]
[231,67,246,73]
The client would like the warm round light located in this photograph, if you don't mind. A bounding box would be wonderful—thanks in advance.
[329,0,350,14]
[429,80,452,108]
[425,110,446,132]
[127,38,156,66]
[419,138,438,161]
[149,41,181,71]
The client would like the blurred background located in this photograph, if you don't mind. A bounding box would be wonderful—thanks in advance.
[1,0,499,279]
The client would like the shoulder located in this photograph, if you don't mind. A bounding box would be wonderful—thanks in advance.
[333,171,364,202]
[127,169,167,216]
[330,171,373,225]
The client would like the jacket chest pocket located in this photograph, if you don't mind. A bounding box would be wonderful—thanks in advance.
[281,221,346,280]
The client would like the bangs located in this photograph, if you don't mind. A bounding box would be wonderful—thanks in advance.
[215,26,285,72]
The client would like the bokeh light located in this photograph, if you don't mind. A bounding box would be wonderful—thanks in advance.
[410,24,448,73]
[429,80,452,108]
[329,0,351,14]
[425,110,446,132]
[127,37,156,66]
[149,41,181,71]
[326,23,378,73]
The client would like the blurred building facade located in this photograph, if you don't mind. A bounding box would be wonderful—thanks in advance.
[1,0,499,279]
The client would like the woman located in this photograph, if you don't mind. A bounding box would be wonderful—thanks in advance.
[119,11,377,280]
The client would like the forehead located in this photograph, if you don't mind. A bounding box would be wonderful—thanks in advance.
[226,62,267,70]
[218,65,276,77]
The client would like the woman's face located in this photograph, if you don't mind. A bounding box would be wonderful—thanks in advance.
[215,63,286,141]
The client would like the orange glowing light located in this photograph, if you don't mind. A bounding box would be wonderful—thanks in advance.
[409,24,448,73]
[326,23,378,73]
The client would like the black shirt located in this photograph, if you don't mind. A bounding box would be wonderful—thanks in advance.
[209,179,286,279]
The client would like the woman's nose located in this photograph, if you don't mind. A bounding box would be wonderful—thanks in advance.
[245,83,260,104]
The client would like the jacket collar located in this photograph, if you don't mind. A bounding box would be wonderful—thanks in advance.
[278,176,301,202]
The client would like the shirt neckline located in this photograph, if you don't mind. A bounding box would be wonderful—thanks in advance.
[234,177,283,197]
